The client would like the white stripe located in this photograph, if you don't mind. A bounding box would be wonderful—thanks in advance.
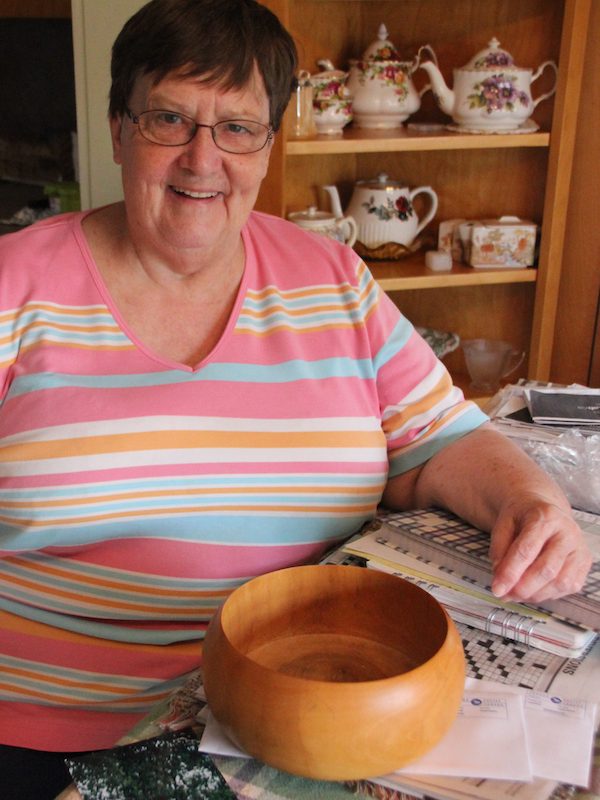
[385,388,466,441]
[0,415,381,445]
[382,360,449,414]
[0,448,386,476]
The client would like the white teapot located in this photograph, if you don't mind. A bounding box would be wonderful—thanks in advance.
[418,38,558,131]
[323,174,438,249]
[346,24,426,128]
[287,205,357,246]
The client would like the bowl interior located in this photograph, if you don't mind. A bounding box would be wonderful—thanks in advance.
[219,565,449,683]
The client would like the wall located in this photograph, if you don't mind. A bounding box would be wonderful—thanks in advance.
[71,0,146,209]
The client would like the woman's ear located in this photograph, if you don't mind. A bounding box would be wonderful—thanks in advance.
[109,114,124,165]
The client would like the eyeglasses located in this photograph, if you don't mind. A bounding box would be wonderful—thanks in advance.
[125,108,273,154]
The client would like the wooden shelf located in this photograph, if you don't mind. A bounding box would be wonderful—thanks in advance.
[369,257,538,291]
[257,0,591,384]
[286,127,550,156]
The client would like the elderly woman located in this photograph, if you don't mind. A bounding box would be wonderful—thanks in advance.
[0,0,591,797]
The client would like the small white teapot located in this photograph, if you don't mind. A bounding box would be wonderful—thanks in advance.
[323,174,438,249]
[287,205,358,246]
[346,24,426,129]
[418,38,558,131]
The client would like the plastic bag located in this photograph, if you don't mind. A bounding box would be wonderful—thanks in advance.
[515,428,600,515]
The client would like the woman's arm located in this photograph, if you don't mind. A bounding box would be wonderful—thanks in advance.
[382,423,593,603]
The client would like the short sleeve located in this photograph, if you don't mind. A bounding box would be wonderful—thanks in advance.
[357,263,488,477]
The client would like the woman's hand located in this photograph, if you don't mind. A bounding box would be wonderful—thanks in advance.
[489,496,593,603]
[383,425,594,603]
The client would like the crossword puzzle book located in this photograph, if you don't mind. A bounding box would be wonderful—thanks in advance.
[370,509,600,631]
[344,509,600,656]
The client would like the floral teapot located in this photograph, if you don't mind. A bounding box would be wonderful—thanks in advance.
[418,38,558,131]
[323,174,438,249]
[346,24,426,128]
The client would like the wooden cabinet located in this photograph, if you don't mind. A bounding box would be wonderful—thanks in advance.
[0,0,70,15]
[549,0,600,386]
[257,0,591,398]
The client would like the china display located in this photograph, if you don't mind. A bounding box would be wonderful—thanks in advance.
[323,174,438,250]
[346,24,426,128]
[418,37,558,131]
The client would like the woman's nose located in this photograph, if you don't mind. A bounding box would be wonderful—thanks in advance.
[178,125,222,170]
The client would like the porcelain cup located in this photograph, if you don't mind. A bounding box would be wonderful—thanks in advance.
[462,338,525,392]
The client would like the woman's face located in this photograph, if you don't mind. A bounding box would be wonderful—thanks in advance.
[110,66,273,263]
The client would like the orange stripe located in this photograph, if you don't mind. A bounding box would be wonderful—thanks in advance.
[235,320,365,335]
[6,556,232,598]
[0,303,110,323]
[246,284,356,301]
[0,573,219,613]
[0,501,375,528]
[0,428,382,462]
[2,666,141,696]
[0,682,170,707]
[382,372,454,432]
[240,301,361,319]
[0,321,122,347]
[0,609,202,654]
[1,483,378,510]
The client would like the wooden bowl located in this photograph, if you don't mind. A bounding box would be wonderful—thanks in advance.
[202,565,465,780]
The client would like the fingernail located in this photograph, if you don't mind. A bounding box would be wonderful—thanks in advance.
[492,581,507,597]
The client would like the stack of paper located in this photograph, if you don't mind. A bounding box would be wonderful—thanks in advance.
[198,680,597,790]
[524,387,600,428]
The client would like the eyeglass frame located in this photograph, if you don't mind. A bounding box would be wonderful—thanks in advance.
[125,108,274,154]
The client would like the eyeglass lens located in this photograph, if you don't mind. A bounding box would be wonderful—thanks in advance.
[136,110,271,153]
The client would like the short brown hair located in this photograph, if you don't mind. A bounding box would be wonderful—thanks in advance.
[109,0,297,131]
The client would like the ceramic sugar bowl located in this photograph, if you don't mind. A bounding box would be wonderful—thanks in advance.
[287,205,358,246]
[309,65,353,134]
[418,38,558,131]
[346,24,424,128]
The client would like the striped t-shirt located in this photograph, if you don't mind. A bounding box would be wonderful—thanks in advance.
[0,209,486,750]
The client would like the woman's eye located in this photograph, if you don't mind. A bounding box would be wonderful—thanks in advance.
[156,112,185,126]
[224,122,252,136]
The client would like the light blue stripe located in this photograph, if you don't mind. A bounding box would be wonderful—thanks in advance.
[0,309,116,332]
[0,329,129,350]
[372,317,414,374]
[0,491,381,522]
[0,596,212,644]
[0,512,369,550]
[243,289,359,310]
[0,564,225,608]
[0,472,384,501]
[237,308,364,326]
[7,357,377,396]
[388,406,489,477]
[11,553,243,590]
[1,582,220,616]
[2,654,153,689]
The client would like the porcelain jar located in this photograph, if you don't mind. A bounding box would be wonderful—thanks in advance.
[309,67,353,134]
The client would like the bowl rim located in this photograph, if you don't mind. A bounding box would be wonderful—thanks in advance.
[208,563,456,688]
